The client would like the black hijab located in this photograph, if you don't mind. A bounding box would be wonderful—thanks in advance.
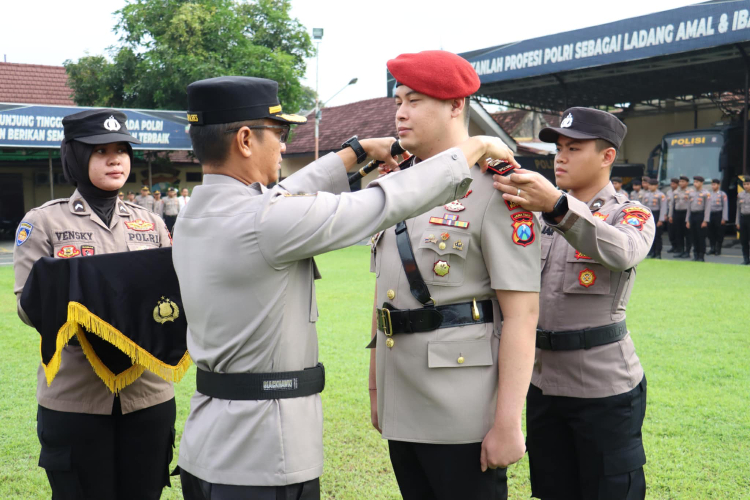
[61,139,133,226]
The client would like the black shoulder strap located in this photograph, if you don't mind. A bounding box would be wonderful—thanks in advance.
[395,221,433,305]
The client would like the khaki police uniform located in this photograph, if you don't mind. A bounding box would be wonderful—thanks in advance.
[163,196,180,232]
[640,189,667,257]
[614,188,629,200]
[173,149,472,487]
[14,191,174,414]
[630,189,643,203]
[135,193,155,212]
[737,190,750,264]
[707,188,728,254]
[153,197,164,218]
[665,186,676,250]
[686,187,710,259]
[669,186,692,256]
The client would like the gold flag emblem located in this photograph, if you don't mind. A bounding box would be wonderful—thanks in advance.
[153,297,180,324]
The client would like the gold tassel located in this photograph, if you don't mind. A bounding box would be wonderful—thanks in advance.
[40,321,79,387]
[76,327,145,393]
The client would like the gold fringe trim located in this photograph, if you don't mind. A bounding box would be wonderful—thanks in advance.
[40,301,192,394]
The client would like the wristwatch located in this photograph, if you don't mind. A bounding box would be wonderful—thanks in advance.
[545,192,569,219]
[341,136,367,164]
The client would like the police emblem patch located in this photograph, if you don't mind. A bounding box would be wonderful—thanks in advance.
[103,115,121,132]
[561,113,573,128]
[57,245,80,259]
[16,221,33,246]
[153,296,180,324]
[125,219,155,231]
[81,245,95,256]
[579,268,596,287]
[433,260,450,277]
[575,250,592,260]
[511,211,535,247]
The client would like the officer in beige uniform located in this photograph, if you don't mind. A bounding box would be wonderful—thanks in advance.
[665,178,678,252]
[135,185,155,211]
[13,109,175,499]
[611,176,629,199]
[686,175,710,261]
[494,107,654,499]
[669,176,692,257]
[162,187,180,233]
[172,76,515,500]
[152,190,164,219]
[367,51,539,500]
[737,178,750,264]
[630,178,643,203]
[640,177,667,258]
[706,179,728,255]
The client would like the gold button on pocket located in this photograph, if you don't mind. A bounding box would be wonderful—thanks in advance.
[457,356,465,364]
[438,242,446,250]
[387,289,396,300]
[386,338,395,348]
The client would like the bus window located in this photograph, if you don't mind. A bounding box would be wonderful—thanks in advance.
[660,132,723,185]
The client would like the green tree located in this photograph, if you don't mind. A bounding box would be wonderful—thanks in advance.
[64,0,314,112]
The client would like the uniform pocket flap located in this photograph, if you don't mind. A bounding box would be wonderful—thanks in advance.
[602,443,646,476]
[39,445,72,471]
[427,339,492,368]
[418,230,470,259]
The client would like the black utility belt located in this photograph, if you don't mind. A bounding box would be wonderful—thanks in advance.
[536,320,627,351]
[196,363,325,400]
[377,299,495,336]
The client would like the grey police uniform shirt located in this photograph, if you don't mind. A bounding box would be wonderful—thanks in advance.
[153,198,164,218]
[533,183,654,398]
[669,186,692,217]
[686,188,710,221]
[172,149,472,486]
[738,191,750,224]
[630,190,643,203]
[135,194,155,212]
[370,163,540,444]
[640,190,667,221]
[13,192,174,414]
[163,196,180,216]
[614,188,629,200]
[707,190,728,219]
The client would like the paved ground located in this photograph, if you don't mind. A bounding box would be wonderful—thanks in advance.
[2,235,746,266]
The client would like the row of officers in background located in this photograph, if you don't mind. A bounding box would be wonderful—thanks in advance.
[115,185,191,233]
[612,175,750,264]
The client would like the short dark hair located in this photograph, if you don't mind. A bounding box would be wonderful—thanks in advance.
[595,138,616,152]
[189,119,265,165]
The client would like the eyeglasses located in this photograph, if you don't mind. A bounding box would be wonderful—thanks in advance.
[225,125,290,143]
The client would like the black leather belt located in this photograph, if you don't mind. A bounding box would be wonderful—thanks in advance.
[536,321,627,351]
[196,363,325,400]
[377,300,495,336]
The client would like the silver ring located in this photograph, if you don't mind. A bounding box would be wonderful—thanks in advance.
[516,188,521,197]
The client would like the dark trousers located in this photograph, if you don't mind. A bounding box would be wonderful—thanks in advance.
[649,211,662,255]
[164,214,177,234]
[666,218,675,248]
[673,210,689,252]
[526,377,647,500]
[689,213,707,257]
[37,397,176,500]
[180,469,320,500]
[388,440,508,500]
[740,215,750,260]
[707,212,724,251]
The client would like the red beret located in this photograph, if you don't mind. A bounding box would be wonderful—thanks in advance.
[387,50,480,100]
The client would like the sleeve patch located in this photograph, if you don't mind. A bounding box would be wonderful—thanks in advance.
[511,211,536,247]
[16,221,33,246]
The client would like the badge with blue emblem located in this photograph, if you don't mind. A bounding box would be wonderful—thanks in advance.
[511,212,535,247]
[16,221,33,246]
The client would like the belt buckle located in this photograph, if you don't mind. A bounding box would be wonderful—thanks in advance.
[381,308,393,337]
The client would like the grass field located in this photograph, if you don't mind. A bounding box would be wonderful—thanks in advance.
[1,246,749,499]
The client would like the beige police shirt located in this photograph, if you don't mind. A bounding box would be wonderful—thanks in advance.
[153,198,164,218]
[640,190,667,221]
[532,183,654,398]
[163,196,180,216]
[738,191,750,224]
[370,163,540,444]
[687,188,710,221]
[172,149,472,486]
[669,186,692,217]
[135,194,155,211]
[14,192,174,415]
[614,188,629,200]
[707,190,728,219]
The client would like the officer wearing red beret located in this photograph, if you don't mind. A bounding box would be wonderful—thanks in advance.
[369,51,539,500]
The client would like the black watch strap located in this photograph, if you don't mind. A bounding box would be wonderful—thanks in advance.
[544,193,569,221]
[341,136,367,164]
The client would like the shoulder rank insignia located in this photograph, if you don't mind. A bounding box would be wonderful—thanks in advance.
[504,198,521,211]
[511,211,535,247]
[575,250,592,260]
[16,221,33,246]
[57,245,80,259]
[579,268,596,288]
[429,214,469,228]
[153,296,180,324]
[433,260,450,277]
[125,219,155,231]
[591,198,605,210]
[73,199,86,213]
[592,212,609,221]
[444,200,465,212]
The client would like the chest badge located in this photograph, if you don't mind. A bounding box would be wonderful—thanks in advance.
[444,200,465,212]
[125,219,155,231]
[575,250,592,260]
[429,213,469,229]
[57,245,80,259]
[453,240,464,251]
[511,211,535,247]
[153,296,180,324]
[81,245,95,257]
[424,234,438,244]
[433,260,450,277]
[579,268,596,288]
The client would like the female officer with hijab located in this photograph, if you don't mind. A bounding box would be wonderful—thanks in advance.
[13,109,176,499]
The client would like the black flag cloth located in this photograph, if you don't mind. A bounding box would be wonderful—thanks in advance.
[21,247,191,393]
